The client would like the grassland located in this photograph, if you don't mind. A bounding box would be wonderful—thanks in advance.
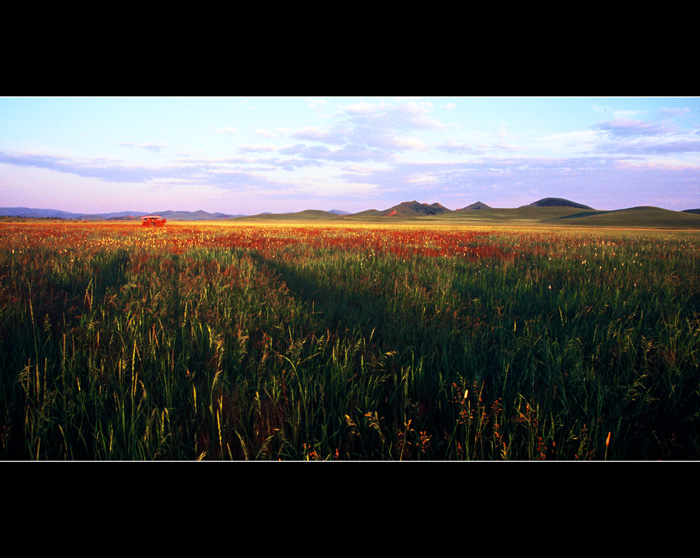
[1,217,699,460]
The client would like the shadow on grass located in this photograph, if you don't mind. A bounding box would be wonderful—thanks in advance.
[249,252,392,344]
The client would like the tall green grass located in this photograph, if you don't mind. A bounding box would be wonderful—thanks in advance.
[1,222,698,459]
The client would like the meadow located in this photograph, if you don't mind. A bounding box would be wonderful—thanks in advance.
[1,219,699,460]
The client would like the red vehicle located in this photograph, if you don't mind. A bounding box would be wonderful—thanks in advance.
[141,215,167,227]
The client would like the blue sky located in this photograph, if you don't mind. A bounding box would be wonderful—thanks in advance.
[1,96,699,214]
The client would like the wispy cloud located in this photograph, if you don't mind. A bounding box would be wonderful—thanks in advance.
[118,142,165,152]
[0,150,201,184]
[278,143,391,163]
[288,100,446,159]
[592,109,700,156]
[236,144,279,153]
[436,140,487,155]
[213,127,237,135]
[2,97,699,213]
[594,118,671,138]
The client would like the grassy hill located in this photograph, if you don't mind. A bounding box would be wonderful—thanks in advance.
[526,197,594,209]
[553,206,700,229]
[236,209,342,221]
[436,205,595,224]
[457,201,492,211]
[250,202,454,221]
[150,210,236,220]
[380,201,452,217]
[447,206,700,229]
[6,198,700,229]
[233,203,700,229]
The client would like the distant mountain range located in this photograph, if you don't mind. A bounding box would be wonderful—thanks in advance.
[0,207,244,220]
[2,198,700,228]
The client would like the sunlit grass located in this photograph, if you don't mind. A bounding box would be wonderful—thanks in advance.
[1,220,699,459]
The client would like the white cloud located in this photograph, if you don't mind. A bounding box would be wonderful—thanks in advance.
[291,126,336,142]
[253,128,278,138]
[305,98,329,110]
[393,137,427,150]
[406,172,439,185]
[213,127,237,135]
[438,140,485,154]
[118,142,165,152]
[343,100,379,115]
[532,130,602,155]
[237,144,278,153]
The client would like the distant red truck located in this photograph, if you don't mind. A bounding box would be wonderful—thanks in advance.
[141,215,167,227]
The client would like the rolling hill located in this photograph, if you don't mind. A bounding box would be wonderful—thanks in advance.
[457,201,491,211]
[4,197,700,229]
[0,207,143,219]
[0,208,243,220]
[380,201,452,217]
[149,209,240,220]
[324,201,452,220]
[552,206,700,228]
[526,197,594,209]
[236,209,341,221]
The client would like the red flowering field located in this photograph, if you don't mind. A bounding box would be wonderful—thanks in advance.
[1,220,699,460]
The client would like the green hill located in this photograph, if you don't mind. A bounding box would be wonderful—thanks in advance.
[526,197,594,209]
[371,204,700,229]
[437,205,594,224]
[152,209,235,220]
[554,206,700,229]
[380,201,452,217]
[8,198,696,229]
[457,201,492,211]
[343,209,383,219]
[237,209,341,221]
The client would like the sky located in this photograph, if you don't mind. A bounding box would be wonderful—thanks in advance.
[1,95,699,215]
